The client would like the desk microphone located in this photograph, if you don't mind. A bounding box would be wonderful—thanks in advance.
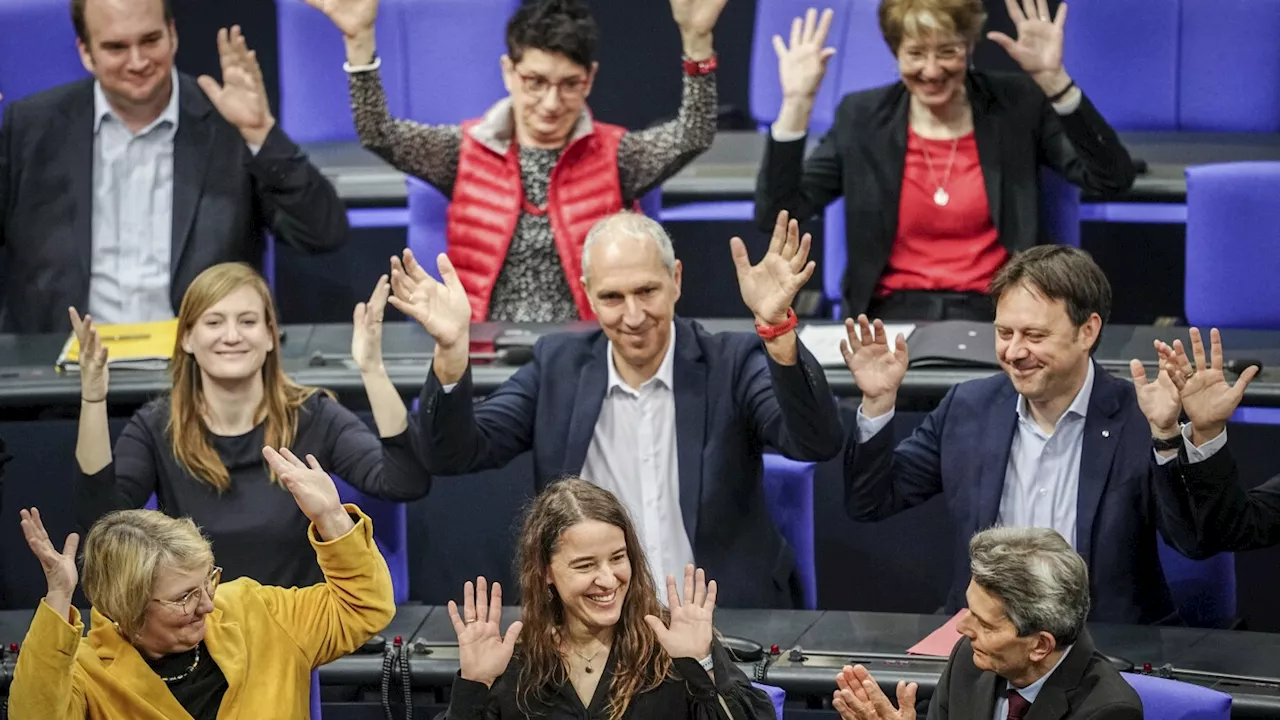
[1225,358,1263,375]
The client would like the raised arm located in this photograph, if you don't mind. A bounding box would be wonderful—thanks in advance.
[70,308,112,475]
[10,508,88,720]
[306,0,464,194]
[255,448,396,666]
[615,0,725,200]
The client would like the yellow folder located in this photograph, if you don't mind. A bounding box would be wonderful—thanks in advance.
[57,318,180,372]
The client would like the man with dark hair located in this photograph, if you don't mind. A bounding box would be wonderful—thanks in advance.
[831,528,1142,720]
[311,0,727,323]
[839,245,1221,623]
[0,0,349,333]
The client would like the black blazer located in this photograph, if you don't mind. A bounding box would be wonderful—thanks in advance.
[928,631,1142,720]
[0,73,349,334]
[844,362,1208,624]
[415,317,846,609]
[755,71,1136,315]
[1163,442,1280,552]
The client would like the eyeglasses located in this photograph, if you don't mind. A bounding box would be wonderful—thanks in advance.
[516,71,588,99]
[900,44,966,65]
[153,566,222,616]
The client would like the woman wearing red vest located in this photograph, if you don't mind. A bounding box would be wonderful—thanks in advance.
[756,0,1135,322]
[308,0,726,322]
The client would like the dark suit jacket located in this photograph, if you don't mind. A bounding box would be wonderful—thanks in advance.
[928,631,1142,720]
[844,362,1207,624]
[754,71,1135,315]
[1163,442,1280,552]
[0,73,349,334]
[416,317,845,608]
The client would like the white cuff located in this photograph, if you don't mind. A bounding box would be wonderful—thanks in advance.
[441,383,457,394]
[698,654,715,671]
[856,405,895,443]
[1153,424,1228,465]
[247,142,262,156]
[343,56,382,74]
[1052,88,1083,116]
[770,124,807,143]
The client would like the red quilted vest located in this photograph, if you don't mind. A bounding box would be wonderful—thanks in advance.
[448,120,630,321]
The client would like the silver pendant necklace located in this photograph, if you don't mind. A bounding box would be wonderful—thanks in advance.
[570,643,603,674]
[921,135,961,207]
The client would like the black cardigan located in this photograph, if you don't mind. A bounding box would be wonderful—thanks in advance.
[755,70,1136,315]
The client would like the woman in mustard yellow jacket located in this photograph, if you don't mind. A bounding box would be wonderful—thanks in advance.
[12,445,396,719]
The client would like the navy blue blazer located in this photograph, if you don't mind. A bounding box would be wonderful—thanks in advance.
[417,317,845,608]
[844,361,1205,624]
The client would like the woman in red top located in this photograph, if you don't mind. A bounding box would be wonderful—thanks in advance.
[755,0,1135,321]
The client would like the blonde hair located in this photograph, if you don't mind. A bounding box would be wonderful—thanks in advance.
[80,509,214,641]
[167,263,326,492]
[878,0,987,54]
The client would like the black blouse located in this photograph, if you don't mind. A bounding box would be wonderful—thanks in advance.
[443,638,774,720]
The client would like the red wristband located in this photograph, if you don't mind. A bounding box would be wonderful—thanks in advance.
[756,308,798,340]
[682,54,718,76]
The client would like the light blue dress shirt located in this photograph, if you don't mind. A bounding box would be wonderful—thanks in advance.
[993,644,1074,720]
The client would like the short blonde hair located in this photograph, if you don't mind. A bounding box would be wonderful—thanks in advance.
[80,510,214,640]
[878,0,987,54]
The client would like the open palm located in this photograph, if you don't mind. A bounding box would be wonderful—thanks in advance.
[731,210,815,326]
[840,316,909,400]
[986,0,1065,76]
[20,508,79,600]
[1130,339,1181,433]
[387,249,473,350]
[262,447,343,522]
[352,274,390,373]
[1168,328,1259,435]
[68,307,109,402]
[644,565,715,660]
[198,27,272,135]
[305,0,379,37]
[449,577,523,686]
[774,8,837,100]
[670,0,728,37]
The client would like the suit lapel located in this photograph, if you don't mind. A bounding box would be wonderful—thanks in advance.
[204,610,248,717]
[672,320,706,545]
[1076,362,1121,563]
[976,381,1019,530]
[171,75,217,279]
[882,92,909,244]
[971,670,1002,720]
[969,77,1004,234]
[563,335,609,478]
[1026,630,1100,720]
[68,85,96,293]
[88,608,194,720]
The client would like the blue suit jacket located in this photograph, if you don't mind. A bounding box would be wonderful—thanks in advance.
[844,362,1205,624]
[417,317,845,608]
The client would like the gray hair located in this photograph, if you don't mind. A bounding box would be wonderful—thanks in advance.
[581,211,677,282]
[969,526,1090,647]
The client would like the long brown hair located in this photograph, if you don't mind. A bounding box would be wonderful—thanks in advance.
[516,478,671,720]
[167,263,322,492]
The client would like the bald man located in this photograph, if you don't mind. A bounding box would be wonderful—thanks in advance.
[392,209,843,609]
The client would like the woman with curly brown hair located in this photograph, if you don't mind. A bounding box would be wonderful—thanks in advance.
[442,478,773,719]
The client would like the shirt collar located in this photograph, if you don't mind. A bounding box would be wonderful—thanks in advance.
[606,322,677,395]
[1016,361,1095,428]
[1009,643,1074,704]
[94,67,180,135]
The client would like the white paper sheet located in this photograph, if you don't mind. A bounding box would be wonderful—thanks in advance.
[797,323,916,368]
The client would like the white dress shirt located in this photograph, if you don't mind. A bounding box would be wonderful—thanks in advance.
[993,644,1074,720]
[580,324,693,599]
[89,69,181,324]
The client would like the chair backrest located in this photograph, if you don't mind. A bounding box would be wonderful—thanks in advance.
[276,0,411,144]
[761,454,817,609]
[310,668,323,719]
[1121,672,1232,720]
[1157,533,1237,629]
[1184,162,1280,329]
[0,0,89,103]
[749,0,855,134]
[406,177,451,281]
[1177,0,1280,132]
[832,0,899,96]
[400,0,519,125]
[1061,0,1179,131]
[332,475,410,603]
[752,681,786,720]
[638,187,663,221]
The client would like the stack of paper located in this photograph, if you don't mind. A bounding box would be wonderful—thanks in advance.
[57,318,180,372]
[797,323,917,368]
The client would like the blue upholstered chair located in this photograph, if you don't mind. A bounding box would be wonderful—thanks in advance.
[761,454,817,609]
[1121,672,1231,720]
[1177,0,1280,132]
[0,0,88,103]
[310,669,323,719]
[752,681,786,720]
[332,475,410,604]
[1157,534,1237,629]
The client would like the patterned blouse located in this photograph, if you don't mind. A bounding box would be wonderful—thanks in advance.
[348,68,717,322]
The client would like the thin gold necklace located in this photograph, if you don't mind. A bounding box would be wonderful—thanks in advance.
[568,641,604,674]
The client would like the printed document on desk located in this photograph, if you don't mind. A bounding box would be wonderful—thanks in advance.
[797,323,916,368]
[57,318,179,372]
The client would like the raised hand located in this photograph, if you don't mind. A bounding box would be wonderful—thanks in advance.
[352,274,390,374]
[986,0,1067,88]
[670,0,729,39]
[731,210,816,326]
[304,0,379,38]
[840,315,909,415]
[448,576,524,687]
[773,8,837,101]
[198,26,275,146]
[644,565,716,660]
[19,508,79,612]
[833,665,917,720]
[262,447,346,533]
[1165,328,1259,444]
[68,307,109,403]
[387,249,473,351]
[1130,338,1182,437]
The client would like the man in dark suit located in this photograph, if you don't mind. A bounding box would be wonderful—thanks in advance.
[388,209,844,609]
[842,245,1213,624]
[832,527,1142,720]
[0,0,348,334]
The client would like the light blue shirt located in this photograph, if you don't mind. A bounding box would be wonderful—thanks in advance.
[856,363,1229,547]
[89,68,180,325]
[994,644,1074,720]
